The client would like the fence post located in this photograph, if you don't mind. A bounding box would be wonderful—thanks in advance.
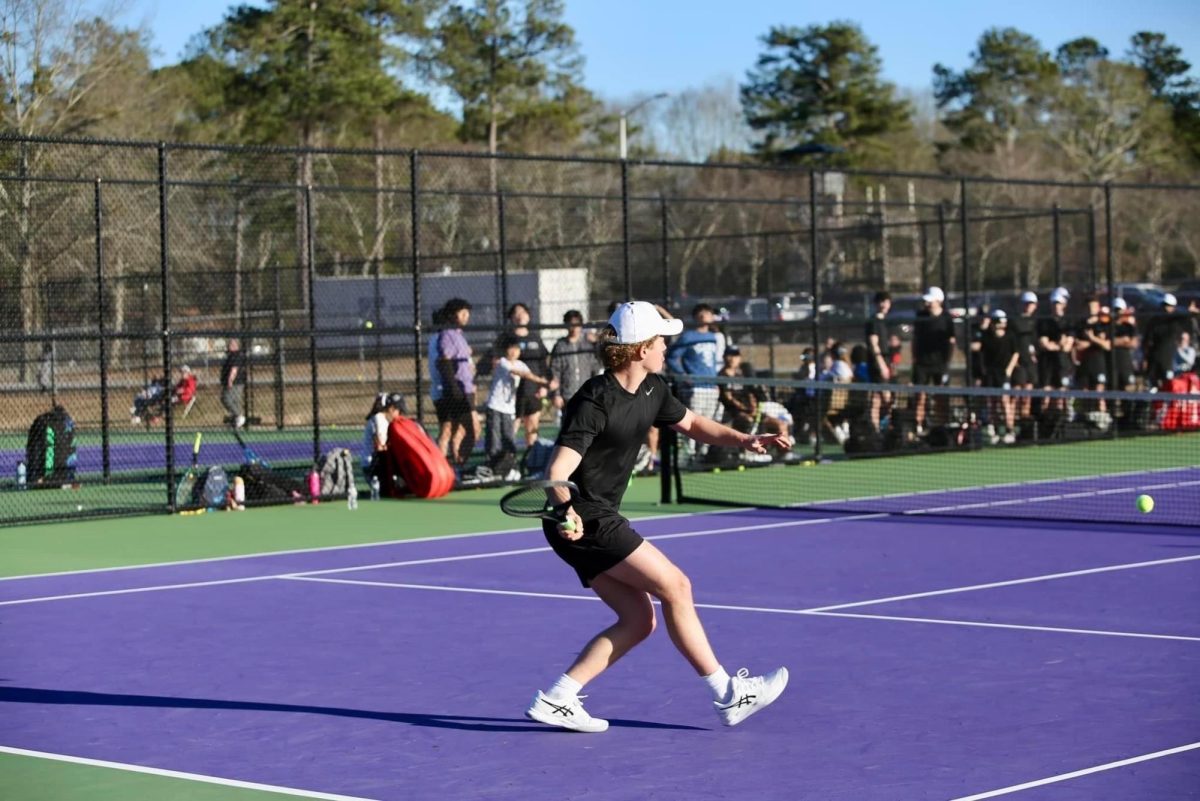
[410,151,424,424]
[498,189,509,315]
[1052,202,1062,290]
[621,160,631,298]
[937,202,950,293]
[960,179,972,388]
[1090,202,1100,294]
[659,194,670,307]
[1103,185,1116,440]
[373,256,383,393]
[273,265,286,430]
[159,142,176,510]
[764,233,776,379]
[305,185,321,466]
[808,171,821,461]
[94,178,111,482]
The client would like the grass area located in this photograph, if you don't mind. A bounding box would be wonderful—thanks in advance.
[0,474,705,578]
[678,432,1200,507]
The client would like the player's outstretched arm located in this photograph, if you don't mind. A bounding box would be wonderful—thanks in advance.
[545,446,584,539]
[671,409,792,454]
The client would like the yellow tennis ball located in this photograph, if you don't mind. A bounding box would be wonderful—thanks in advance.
[712,467,721,474]
[364,320,374,329]
[1136,494,1154,513]
[737,465,746,472]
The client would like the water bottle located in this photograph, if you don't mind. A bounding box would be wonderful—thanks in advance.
[347,483,358,510]
[16,461,27,490]
[308,466,321,504]
[369,475,381,501]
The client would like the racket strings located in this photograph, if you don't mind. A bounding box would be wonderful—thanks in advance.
[503,487,555,515]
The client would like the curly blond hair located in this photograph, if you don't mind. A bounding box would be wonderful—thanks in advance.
[598,325,658,372]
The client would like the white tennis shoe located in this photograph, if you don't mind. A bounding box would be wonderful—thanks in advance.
[525,691,609,733]
[714,667,789,727]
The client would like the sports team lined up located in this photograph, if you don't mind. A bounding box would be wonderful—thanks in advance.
[420,290,1200,469]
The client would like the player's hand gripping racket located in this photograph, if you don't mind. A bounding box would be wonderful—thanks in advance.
[499,480,579,533]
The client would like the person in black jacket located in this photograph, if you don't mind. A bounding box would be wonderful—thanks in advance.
[1142,293,1187,386]
[911,287,956,434]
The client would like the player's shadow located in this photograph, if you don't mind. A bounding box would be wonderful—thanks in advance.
[0,686,706,733]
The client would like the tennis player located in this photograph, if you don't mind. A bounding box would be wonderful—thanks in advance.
[525,301,791,733]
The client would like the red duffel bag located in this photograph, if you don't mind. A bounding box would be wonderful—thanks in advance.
[387,417,455,499]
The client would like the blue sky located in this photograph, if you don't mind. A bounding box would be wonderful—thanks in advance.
[118,0,1198,99]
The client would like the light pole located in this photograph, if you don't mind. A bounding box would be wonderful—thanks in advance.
[619,92,669,160]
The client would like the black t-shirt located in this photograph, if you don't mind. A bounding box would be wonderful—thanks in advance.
[980,329,1016,375]
[912,311,955,366]
[1143,314,1187,372]
[1077,315,1110,368]
[557,372,687,519]
[1036,315,1072,367]
[1010,315,1037,366]
[513,332,549,400]
[220,350,247,386]
[864,315,889,357]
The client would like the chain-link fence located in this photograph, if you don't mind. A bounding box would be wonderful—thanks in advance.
[1,134,1198,524]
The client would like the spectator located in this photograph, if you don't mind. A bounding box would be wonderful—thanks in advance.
[980,309,1019,444]
[130,375,168,425]
[886,333,903,375]
[504,302,553,448]
[1143,293,1187,386]
[717,346,754,423]
[911,286,956,434]
[968,303,992,386]
[1111,298,1139,390]
[1075,294,1111,415]
[487,333,551,468]
[220,338,247,429]
[432,298,478,466]
[819,345,854,444]
[550,309,598,413]
[1010,291,1039,421]
[1036,288,1074,413]
[666,303,726,458]
[172,365,197,408]
[362,392,405,491]
[717,347,793,460]
[1175,330,1196,375]
[787,347,818,445]
[36,342,53,394]
[864,291,892,430]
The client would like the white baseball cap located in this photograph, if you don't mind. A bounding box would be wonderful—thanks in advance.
[1050,289,1069,304]
[1054,286,1071,298]
[990,309,1007,320]
[922,286,945,303]
[1163,293,1178,306]
[1020,291,1038,304]
[608,301,684,344]
[1112,297,1128,310]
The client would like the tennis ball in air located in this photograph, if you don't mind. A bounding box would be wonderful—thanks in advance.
[737,465,746,472]
[1136,494,1154,514]
[712,467,722,474]
[364,320,374,329]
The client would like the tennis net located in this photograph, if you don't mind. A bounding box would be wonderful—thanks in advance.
[670,374,1200,527]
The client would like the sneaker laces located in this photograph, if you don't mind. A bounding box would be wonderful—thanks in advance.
[732,667,763,692]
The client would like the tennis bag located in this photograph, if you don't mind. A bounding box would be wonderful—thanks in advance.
[387,417,455,499]
[1158,374,1200,431]
[25,405,77,485]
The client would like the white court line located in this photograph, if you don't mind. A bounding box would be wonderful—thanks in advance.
[906,479,1200,516]
[949,741,1200,800]
[0,505,749,583]
[0,514,881,606]
[801,553,1200,613]
[0,745,379,801]
[281,576,1200,643]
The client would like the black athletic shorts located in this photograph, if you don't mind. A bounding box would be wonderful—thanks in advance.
[1038,358,1072,389]
[1010,364,1034,386]
[515,393,543,418]
[542,514,644,588]
[1075,358,1108,389]
[912,362,949,386]
[435,392,473,426]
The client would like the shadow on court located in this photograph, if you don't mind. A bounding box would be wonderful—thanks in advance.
[0,686,707,733]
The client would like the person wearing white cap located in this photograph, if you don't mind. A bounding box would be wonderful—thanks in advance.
[526,301,791,733]
[1111,297,1140,391]
[1143,292,1186,386]
[1010,291,1039,421]
[1036,289,1075,412]
[979,309,1019,443]
[1074,294,1111,421]
[911,286,956,433]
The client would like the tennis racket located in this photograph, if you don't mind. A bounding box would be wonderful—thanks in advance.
[499,479,578,532]
[233,429,269,467]
[174,432,202,509]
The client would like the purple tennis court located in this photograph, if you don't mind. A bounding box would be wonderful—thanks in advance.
[3,507,1199,800]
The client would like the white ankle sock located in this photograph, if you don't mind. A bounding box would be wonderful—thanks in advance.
[545,673,583,701]
[703,666,732,703]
